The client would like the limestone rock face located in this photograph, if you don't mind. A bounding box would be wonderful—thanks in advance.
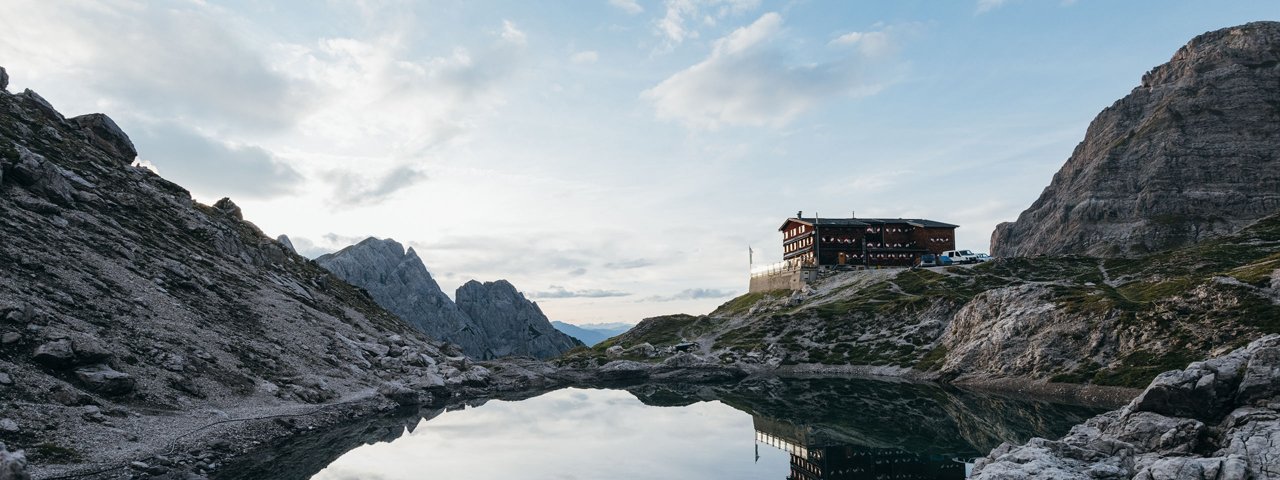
[992,22,1280,257]
[316,238,488,357]
[972,335,1280,479]
[455,280,582,360]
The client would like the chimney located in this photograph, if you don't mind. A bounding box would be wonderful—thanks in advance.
[851,210,856,219]
[796,210,803,218]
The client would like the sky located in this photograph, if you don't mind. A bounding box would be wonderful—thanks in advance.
[2,1,1277,324]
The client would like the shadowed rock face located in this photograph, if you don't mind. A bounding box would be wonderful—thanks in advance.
[455,280,582,360]
[992,22,1280,258]
[316,238,487,356]
[317,242,581,360]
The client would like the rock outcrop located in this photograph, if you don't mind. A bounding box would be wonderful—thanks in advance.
[0,67,463,474]
[972,335,1280,479]
[317,240,581,360]
[316,238,487,357]
[455,280,582,359]
[992,22,1280,257]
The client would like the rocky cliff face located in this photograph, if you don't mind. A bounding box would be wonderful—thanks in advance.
[973,335,1280,479]
[317,242,580,360]
[992,22,1280,258]
[315,238,487,356]
[455,280,582,359]
[0,67,472,475]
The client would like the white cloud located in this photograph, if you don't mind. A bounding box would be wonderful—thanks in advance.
[501,20,528,46]
[655,0,761,47]
[0,1,309,133]
[528,285,632,299]
[643,13,903,129]
[274,24,527,159]
[323,165,428,207]
[976,0,1009,13]
[609,0,644,14]
[571,50,600,64]
[134,122,302,199]
[642,288,738,302]
[829,30,897,58]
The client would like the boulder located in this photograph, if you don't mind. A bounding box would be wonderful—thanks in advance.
[69,113,137,163]
[376,381,419,406]
[73,364,135,395]
[32,339,76,368]
[213,197,243,220]
[0,442,30,480]
[597,360,653,382]
[8,145,75,206]
[605,345,624,358]
[972,335,1280,479]
[0,67,8,91]
[276,235,296,255]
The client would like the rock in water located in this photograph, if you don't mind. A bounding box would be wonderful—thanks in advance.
[992,22,1280,257]
[454,280,582,360]
[971,335,1280,479]
[316,238,488,357]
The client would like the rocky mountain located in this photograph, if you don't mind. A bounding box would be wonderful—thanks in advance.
[991,22,1280,258]
[561,211,1280,394]
[455,280,582,359]
[317,242,580,360]
[552,321,631,347]
[973,335,1280,479]
[0,67,501,478]
[315,238,486,356]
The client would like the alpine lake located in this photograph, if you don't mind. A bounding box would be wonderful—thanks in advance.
[216,376,1107,480]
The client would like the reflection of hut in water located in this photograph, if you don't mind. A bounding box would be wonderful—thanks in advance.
[753,415,967,480]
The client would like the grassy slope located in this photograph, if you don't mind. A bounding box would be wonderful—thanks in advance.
[561,214,1280,388]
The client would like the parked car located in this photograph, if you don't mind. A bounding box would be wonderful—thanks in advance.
[943,249,979,264]
[974,253,993,262]
[938,255,954,266]
[918,254,939,267]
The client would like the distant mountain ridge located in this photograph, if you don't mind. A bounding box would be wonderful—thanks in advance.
[552,321,632,347]
[316,239,580,359]
[992,21,1280,257]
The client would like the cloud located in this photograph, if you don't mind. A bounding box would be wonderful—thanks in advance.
[134,122,301,199]
[976,0,1009,13]
[529,285,632,299]
[501,20,527,46]
[275,22,528,158]
[571,51,600,64]
[644,13,902,129]
[610,0,644,14]
[603,258,655,269]
[642,288,738,302]
[324,165,428,207]
[0,2,310,132]
[655,0,761,47]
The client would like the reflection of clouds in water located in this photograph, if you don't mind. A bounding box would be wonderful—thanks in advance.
[312,388,789,480]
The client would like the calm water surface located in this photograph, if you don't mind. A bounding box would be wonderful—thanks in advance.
[219,377,1106,480]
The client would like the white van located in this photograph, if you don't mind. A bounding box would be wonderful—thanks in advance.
[943,250,979,264]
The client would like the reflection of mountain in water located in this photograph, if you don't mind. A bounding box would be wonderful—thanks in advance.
[627,377,1104,479]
